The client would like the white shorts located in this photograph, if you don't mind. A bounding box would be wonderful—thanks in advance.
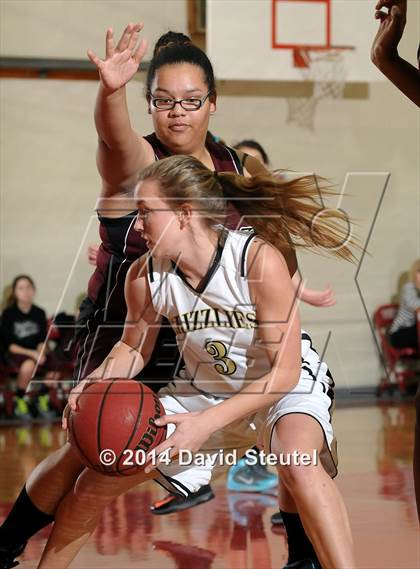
[154,372,337,498]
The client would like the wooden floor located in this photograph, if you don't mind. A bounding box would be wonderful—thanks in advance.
[0,402,418,569]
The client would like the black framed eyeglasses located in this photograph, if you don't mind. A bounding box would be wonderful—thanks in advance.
[150,91,212,111]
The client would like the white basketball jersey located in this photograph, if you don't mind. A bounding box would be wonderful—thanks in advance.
[147,229,331,397]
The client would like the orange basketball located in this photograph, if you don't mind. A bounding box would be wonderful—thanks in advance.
[68,379,167,476]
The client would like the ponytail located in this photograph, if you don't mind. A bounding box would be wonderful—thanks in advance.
[217,171,356,262]
[138,155,358,263]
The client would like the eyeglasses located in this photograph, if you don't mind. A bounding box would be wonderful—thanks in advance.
[137,208,153,221]
[150,91,212,111]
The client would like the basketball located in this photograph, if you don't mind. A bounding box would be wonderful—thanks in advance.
[68,379,167,476]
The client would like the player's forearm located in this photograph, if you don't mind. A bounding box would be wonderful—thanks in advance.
[9,344,35,358]
[87,340,145,380]
[95,84,136,149]
[373,54,420,107]
[298,288,318,305]
[293,278,322,305]
[202,366,300,432]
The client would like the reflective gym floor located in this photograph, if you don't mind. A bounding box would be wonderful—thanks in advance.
[0,402,418,569]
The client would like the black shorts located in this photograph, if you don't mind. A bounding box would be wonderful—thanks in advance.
[389,325,418,350]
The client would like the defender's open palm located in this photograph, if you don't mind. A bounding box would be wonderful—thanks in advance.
[88,23,148,92]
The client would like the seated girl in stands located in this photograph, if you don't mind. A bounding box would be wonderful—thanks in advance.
[0,275,59,420]
[389,259,420,351]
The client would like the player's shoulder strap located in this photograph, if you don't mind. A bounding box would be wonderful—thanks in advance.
[237,227,257,278]
[143,132,172,160]
[237,227,297,279]
[146,254,174,284]
[205,134,244,175]
[147,255,155,283]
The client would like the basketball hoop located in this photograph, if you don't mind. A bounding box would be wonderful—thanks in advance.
[286,47,350,130]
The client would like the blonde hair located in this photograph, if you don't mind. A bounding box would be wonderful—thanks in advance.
[409,259,420,287]
[138,155,357,262]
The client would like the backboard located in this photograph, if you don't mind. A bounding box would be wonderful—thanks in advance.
[207,0,384,82]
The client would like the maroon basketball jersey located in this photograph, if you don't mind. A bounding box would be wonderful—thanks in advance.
[87,133,245,322]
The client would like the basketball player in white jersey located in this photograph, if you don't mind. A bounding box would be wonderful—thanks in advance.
[38,155,356,569]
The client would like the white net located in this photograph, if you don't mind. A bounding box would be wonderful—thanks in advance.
[286,49,348,130]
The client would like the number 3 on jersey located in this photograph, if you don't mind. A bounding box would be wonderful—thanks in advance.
[205,340,237,376]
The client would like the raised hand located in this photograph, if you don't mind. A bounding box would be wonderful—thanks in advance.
[88,23,148,93]
[372,0,407,63]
